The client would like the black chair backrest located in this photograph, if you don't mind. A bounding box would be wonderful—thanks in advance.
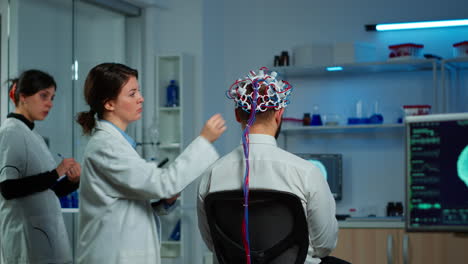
[204,189,309,264]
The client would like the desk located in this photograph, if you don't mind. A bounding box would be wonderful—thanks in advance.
[333,220,468,264]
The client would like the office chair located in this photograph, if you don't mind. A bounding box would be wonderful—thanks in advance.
[204,189,309,264]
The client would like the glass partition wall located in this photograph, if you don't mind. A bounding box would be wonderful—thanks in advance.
[0,0,10,122]
[14,0,75,159]
[7,0,127,163]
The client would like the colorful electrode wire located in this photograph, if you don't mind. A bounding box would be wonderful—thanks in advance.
[226,67,292,264]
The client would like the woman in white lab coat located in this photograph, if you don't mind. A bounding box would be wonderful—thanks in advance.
[75,63,226,264]
[0,70,81,264]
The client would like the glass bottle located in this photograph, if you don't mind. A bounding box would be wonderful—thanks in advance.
[303,113,311,126]
[166,80,179,107]
[311,105,323,126]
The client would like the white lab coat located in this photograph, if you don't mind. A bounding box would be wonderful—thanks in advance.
[0,118,72,264]
[77,121,219,264]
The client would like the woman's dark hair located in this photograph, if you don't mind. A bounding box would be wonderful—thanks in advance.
[8,78,19,91]
[10,70,56,106]
[76,63,138,135]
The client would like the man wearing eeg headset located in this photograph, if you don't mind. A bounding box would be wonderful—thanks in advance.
[197,67,348,264]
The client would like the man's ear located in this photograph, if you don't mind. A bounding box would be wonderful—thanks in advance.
[104,100,115,111]
[275,108,285,124]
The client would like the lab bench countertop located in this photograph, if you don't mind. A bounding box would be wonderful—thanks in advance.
[338,217,405,229]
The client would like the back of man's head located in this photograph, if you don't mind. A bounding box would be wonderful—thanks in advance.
[234,84,277,125]
[226,67,293,128]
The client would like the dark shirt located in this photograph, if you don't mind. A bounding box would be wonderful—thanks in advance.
[0,113,79,200]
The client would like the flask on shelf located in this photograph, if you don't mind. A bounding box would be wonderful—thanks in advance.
[166,80,179,107]
[369,101,384,124]
[169,219,181,241]
[348,99,370,125]
[311,105,323,126]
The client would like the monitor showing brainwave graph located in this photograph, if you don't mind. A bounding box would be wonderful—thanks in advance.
[405,113,468,232]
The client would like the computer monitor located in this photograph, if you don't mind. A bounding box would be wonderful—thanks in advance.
[405,113,468,232]
[295,153,343,200]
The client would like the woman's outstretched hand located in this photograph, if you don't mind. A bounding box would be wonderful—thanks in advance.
[200,113,227,143]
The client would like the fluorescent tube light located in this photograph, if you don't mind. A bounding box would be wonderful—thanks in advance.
[326,66,343,72]
[365,19,468,31]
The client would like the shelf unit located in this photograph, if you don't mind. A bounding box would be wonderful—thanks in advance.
[273,58,437,77]
[154,54,195,156]
[441,57,468,113]
[155,54,194,167]
[273,58,440,112]
[155,54,193,260]
[275,58,439,135]
[61,208,79,213]
[159,143,181,150]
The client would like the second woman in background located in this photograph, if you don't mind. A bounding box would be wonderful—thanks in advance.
[76,63,226,264]
[0,69,80,264]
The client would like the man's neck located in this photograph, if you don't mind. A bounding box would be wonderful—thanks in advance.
[242,123,276,137]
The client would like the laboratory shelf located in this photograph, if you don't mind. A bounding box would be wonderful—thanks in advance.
[272,58,437,78]
[161,241,181,258]
[61,208,79,213]
[159,106,181,112]
[281,123,404,134]
[339,218,405,229]
[155,54,193,261]
[158,143,181,149]
[442,56,468,69]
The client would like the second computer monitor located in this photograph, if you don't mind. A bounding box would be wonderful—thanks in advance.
[295,153,343,200]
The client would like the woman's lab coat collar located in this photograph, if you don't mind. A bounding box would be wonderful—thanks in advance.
[95,120,136,150]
